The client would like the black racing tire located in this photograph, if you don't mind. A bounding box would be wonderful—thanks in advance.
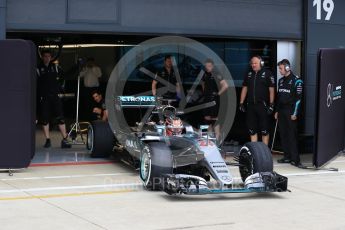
[140,142,173,191]
[87,120,114,158]
[239,142,273,182]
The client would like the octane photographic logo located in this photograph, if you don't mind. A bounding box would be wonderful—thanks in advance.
[106,36,236,154]
[327,83,342,108]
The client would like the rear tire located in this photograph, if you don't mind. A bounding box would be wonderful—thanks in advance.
[87,120,114,158]
[140,142,173,190]
[239,142,273,182]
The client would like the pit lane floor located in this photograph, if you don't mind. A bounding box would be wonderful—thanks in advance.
[0,131,345,230]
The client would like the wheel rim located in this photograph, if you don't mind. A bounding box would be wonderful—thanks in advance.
[140,147,151,185]
[239,147,254,181]
[87,126,94,151]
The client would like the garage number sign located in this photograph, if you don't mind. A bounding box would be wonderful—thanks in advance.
[313,0,334,21]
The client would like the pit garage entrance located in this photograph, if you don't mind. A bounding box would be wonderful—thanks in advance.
[6,32,301,165]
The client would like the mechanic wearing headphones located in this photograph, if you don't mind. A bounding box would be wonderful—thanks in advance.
[37,50,71,148]
[201,58,229,141]
[275,59,303,167]
[239,56,275,145]
[152,55,181,99]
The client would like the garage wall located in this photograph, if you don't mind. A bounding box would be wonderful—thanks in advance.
[0,0,5,39]
[6,0,303,39]
[277,41,302,81]
[305,0,345,135]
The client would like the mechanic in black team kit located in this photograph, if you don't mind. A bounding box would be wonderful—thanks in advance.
[37,50,71,148]
[239,56,275,145]
[152,55,181,100]
[201,58,229,142]
[275,59,303,167]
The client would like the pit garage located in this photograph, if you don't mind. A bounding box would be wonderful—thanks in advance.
[3,32,304,169]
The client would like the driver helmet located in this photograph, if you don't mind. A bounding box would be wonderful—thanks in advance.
[165,116,183,136]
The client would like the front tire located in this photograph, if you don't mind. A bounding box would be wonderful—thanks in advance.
[87,120,114,158]
[239,142,273,182]
[140,142,173,190]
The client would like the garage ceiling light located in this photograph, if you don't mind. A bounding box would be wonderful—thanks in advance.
[39,44,138,48]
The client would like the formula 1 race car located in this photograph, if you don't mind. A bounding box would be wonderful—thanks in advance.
[87,96,288,195]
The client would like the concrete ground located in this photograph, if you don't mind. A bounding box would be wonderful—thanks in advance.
[1,131,345,230]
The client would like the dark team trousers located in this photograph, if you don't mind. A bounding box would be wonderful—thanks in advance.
[203,95,219,118]
[246,103,269,136]
[40,95,64,125]
[278,108,300,163]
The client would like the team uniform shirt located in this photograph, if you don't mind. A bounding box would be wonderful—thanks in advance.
[201,71,223,117]
[36,62,63,97]
[242,69,275,104]
[202,71,223,99]
[94,98,106,120]
[276,73,303,116]
[154,67,177,98]
[79,66,102,88]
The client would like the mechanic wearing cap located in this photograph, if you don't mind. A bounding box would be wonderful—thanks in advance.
[275,59,303,167]
[201,58,229,141]
[239,56,275,145]
[152,55,181,99]
[37,50,71,148]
